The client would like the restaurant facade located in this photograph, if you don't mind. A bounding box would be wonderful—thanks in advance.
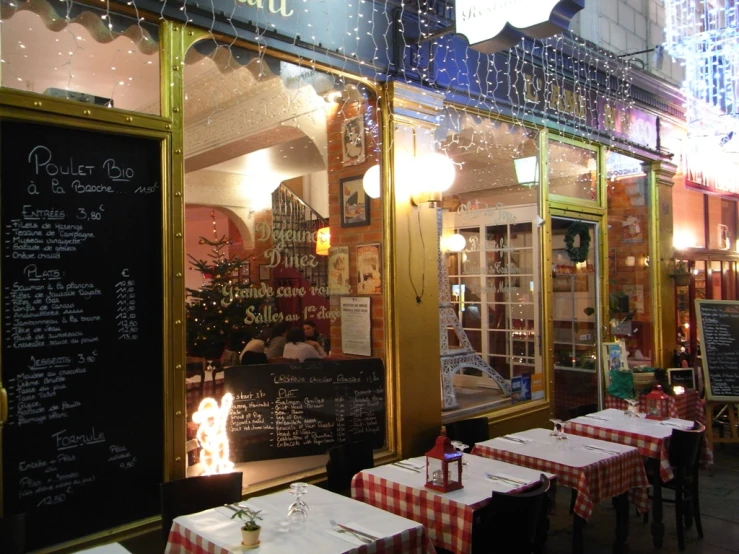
[0,0,691,550]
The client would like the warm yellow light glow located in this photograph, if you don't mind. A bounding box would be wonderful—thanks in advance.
[363,164,381,199]
[417,152,456,193]
[441,233,466,252]
[673,386,685,395]
[316,227,331,256]
[192,393,234,475]
[575,261,587,270]
[673,229,698,250]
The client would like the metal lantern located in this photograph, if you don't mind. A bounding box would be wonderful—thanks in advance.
[645,384,670,421]
[425,427,464,493]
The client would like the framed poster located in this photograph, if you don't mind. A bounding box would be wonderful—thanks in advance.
[341,114,366,165]
[340,296,372,356]
[340,176,370,227]
[328,246,351,294]
[602,341,628,386]
[356,243,381,295]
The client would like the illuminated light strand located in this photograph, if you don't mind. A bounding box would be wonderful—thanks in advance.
[192,393,235,475]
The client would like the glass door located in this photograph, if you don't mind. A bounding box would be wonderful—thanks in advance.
[551,217,601,419]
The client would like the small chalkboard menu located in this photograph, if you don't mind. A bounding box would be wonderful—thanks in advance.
[1,119,164,550]
[225,358,386,462]
[696,300,739,402]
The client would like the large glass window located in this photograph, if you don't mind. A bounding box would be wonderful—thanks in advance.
[440,112,543,417]
[548,139,598,202]
[182,42,384,485]
[606,151,654,368]
[1,0,160,114]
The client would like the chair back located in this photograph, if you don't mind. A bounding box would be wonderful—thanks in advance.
[0,513,26,554]
[668,422,705,470]
[160,472,243,544]
[445,417,489,451]
[476,474,551,553]
[325,440,374,493]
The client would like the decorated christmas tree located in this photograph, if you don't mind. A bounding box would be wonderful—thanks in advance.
[185,234,266,360]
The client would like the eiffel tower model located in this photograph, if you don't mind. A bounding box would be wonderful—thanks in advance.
[437,209,511,409]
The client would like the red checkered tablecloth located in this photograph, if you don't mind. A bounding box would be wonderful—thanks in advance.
[165,521,434,554]
[471,442,648,521]
[567,420,675,482]
[605,390,705,425]
[351,471,525,554]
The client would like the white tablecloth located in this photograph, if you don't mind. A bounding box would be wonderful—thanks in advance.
[165,484,433,554]
[568,408,693,439]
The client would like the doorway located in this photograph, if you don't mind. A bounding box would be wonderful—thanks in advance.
[550,217,602,419]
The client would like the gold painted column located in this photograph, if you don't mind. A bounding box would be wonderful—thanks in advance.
[648,160,678,368]
[387,82,444,456]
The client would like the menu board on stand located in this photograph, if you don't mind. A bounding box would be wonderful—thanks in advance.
[0,119,164,550]
[225,358,386,462]
[696,300,739,402]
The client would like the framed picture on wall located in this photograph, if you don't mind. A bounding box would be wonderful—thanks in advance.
[259,264,270,281]
[602,341,628,386]
[340,176,370,227]
[328,246,351,294]
[356,243,382,295]
[341,114,366,166]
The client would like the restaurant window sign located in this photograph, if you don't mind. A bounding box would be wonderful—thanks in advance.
[455,0,585,53]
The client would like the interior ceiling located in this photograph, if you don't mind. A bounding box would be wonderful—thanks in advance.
[206,135,326,180]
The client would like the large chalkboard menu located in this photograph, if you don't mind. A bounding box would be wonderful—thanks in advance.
[225,358,385,462]
[696,300,739,402]
[0,119,164,550]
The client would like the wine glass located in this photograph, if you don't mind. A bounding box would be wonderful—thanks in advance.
[451,440,469,476]
[625,398,640,418]
[287,482,309,531]
[549,418,567,440]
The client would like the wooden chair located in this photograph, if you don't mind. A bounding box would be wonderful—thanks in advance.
[445,417,489,452]
[325,440,374,495]
[160,472,243,545]
[644,422,705,551]
[0,513,26,554]
[474,474,551,554]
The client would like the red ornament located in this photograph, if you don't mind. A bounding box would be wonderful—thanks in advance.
[424,427,463,493]
[645,384,670,420]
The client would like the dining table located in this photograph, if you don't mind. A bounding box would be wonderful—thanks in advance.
[351,454,554,554]
[567,408,704,548]
[164,483,435,554]
[605,390,706,426]
[472,428,649,554]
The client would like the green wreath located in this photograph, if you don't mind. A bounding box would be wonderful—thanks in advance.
[564,222,591,263]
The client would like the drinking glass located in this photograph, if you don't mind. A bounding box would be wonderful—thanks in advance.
[625,398,640,417]
[549,418,567,440]
[451,440,469,477]
[287,482,309,531]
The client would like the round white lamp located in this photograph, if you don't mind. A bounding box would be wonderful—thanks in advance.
[363,164,381,199]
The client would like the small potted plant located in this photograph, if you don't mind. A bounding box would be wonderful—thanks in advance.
[668,259,691,286]
[231,507,263,548]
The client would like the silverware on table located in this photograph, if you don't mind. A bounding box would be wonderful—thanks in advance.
[582,415,609,421]
[329,519,375,543]
[485,472,527,486]
[583,445,619,455]
[392,462,422,472]
[500,435,528,444]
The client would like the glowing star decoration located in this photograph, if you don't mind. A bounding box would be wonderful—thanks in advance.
[192,393,234,475]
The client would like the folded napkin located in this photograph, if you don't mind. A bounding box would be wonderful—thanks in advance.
[660,419,693,429]
[327,529,367,547]
[583,444,619,455]
[485,472,528,486]
[499,435,532,444]
[396,460,424,469]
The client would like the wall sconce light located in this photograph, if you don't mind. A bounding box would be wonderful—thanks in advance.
[625,256,636,267]
[441,233,466,253]
[411,152,456,205]
[316,226,331,256]
[363,164,381,199]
